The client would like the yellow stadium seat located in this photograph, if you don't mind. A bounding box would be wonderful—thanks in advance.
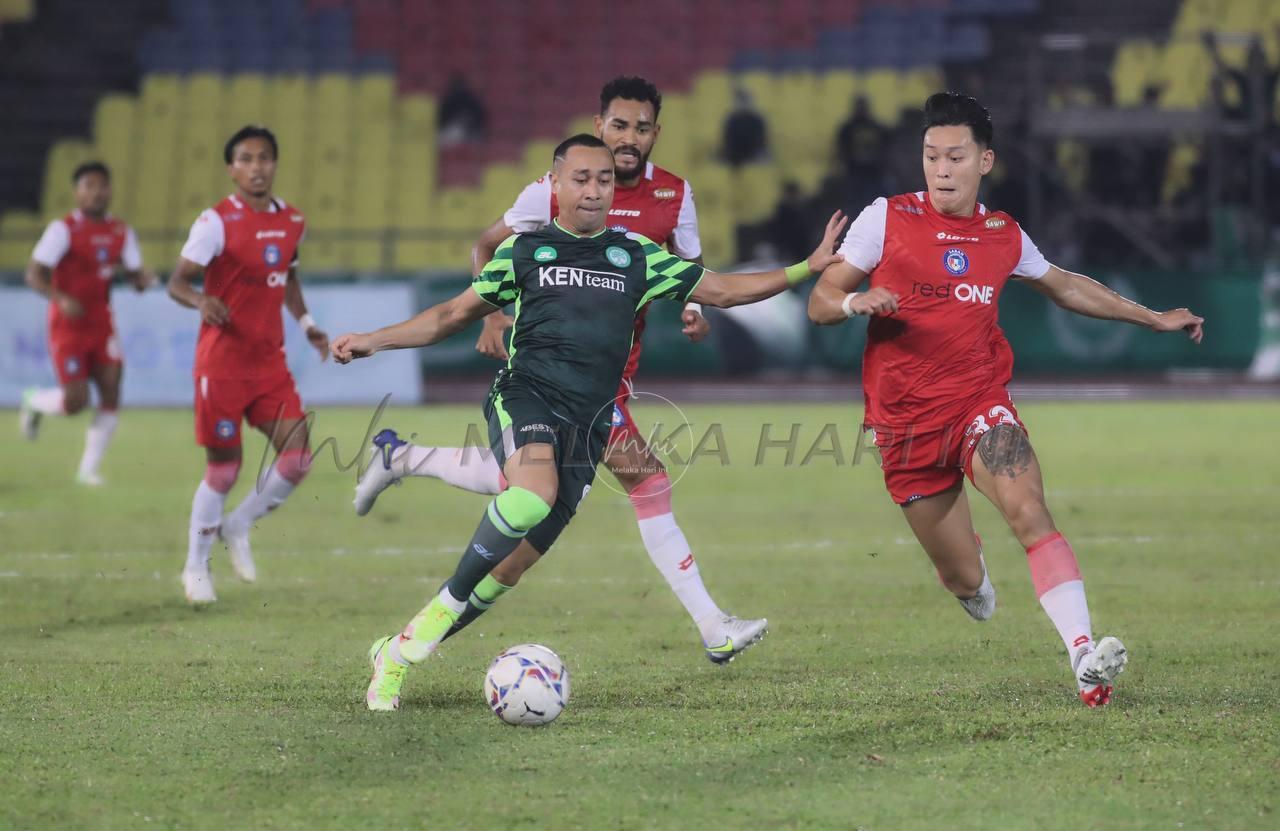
[654,93,692,175]
[862,69,902,126]
[393,240,433,272]
[0,211,43,269]
[729,163,781,226]
[91,95,138,216]
[134,75,183,232]
[269,75,315,205]
[1110,41,1161,106]
[690,70,733,163]
[774,72,823,160]
[564,115,596,137]
[433,188,485,233]
[349,122,393,231]
[0,0,34,22]
[224,74,270,134]
[175,74,227,220]
[354,74,395,124]
[391,95,436,230]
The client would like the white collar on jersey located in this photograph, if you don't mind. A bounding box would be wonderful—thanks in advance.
[915,191,987,215]
[645,161,654,180]
[228,194,282,213]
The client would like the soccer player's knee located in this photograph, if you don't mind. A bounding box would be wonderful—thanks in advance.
[204,460,241,494]
[63,389,89,415]
[1006,498,1054,542]
[275,448,313,484]
[496,485,553,531]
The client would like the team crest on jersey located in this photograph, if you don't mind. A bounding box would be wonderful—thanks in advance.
[605,246,631,268]
[611,405,625,427]
[653,188,677,199]
[533,245,557,262]
[215,419,237,439]
[96,247,110,263]
[943,248,970,276]
[263,244,282,266]
[985,217,1007,229]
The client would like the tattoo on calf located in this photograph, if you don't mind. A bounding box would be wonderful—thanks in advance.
[977,424,1033,479]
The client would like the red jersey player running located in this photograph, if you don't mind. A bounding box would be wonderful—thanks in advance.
[21,161,156,485]
[352,77,767,664]
[167,126,330,605]
[809,93,1204,707]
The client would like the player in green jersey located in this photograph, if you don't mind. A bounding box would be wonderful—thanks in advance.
[332,135,846,711]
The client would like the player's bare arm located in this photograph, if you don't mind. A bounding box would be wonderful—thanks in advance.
[284,265,329,360]
[167,257,229,326]
[332,285,496,363]
[473,216,517,360]
[25,260,84,319]
[679,254,711,342]
[691,212,846,308]
[808,261,901,324]
[1024,265,1204,343]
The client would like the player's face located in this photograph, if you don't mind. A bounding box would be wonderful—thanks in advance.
[227,137,277,199]
[551,146,616,234]
[74,172,111,216]
[594,98,659,182]
[922,125,994,216]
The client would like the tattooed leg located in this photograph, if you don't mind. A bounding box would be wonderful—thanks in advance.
[970,424,1056,547]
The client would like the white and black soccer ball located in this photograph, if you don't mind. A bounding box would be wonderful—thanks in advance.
[484,643,570,726]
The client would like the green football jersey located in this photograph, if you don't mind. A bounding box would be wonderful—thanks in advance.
[472,218,705,428]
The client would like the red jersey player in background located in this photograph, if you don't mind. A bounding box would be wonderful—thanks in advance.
[352,77,768,664]
[21,161,157,485]
[809,93,1204,707]
[167,126,329,605]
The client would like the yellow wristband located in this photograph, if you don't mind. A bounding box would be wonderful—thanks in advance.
[784,262,811,285]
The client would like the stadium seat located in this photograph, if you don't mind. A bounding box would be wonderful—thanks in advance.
[133,75,182,233]
[92,96,139,218]
[0,211,42,269]
[40,140,96,219]
[0,0,33,23]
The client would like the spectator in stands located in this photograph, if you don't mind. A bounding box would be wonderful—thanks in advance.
[721,88,769,167]
[438,74,488,146]
[834,96,888,183]
[766,181,813,264]
[1202,29,1279,131]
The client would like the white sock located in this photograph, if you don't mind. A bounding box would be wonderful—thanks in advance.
[29,387,65,415]
[186,481,226,571]
[636,514,725,637]
[1038,579,1094,669]
[225,463,298,533]
[397,444,501,494]
[77,410,118,478]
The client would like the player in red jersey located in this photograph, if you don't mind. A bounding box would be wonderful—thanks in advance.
[166,126,330,605]
[809,93,1204,707]
[21,161,156,485]
[352,77,767,664]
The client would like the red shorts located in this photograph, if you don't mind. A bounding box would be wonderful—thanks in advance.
[871,388,1026,505]
[49,327,121,384]
[194,372,306,449]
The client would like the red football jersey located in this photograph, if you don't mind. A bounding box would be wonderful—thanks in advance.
[179,194,306,380]
[838,191,1051,431]
[32,211,140,335]
[503,161,702,380]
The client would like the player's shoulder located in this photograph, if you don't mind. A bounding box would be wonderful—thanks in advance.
[976,205,1023,240]
[622,230,663,253]
[884,192,923,214]
[274,197,305,225]
[645,163,688,197]
[50,213,74,233]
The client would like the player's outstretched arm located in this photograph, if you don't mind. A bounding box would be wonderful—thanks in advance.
[807,261,900,324]
[1024,265,1204,343]
[690,211,848,308]
[167,257,229,325]
[331,285,496,364]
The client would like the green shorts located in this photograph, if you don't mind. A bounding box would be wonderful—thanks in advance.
[484,370,607,554]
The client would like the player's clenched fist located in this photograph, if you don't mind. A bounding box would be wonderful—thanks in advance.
[198,295,230,326]
[331,332,377,364]
[848,287,899,316]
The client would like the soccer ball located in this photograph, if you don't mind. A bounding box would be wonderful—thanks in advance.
[484,643,570,726]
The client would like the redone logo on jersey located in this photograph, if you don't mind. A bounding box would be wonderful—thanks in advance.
[911,281,994,305]
[537,266,626,293]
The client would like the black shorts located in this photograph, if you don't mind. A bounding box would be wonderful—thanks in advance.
[484,371,607,554]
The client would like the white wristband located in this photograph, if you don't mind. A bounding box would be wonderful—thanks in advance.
[685,302,703,314]
[841,293,860,318]
[298,313,317,332]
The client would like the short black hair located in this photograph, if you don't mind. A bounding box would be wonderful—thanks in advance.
[224,125,278,164]
[72,161,110,184]
[553,133,611,164]
[922,92,993,147]
[599,76,662,122]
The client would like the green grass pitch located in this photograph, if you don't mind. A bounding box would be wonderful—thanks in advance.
[1,401,1276,829]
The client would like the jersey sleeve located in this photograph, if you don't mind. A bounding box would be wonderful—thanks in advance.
[633,233,706,307]
[179,209,225,267]
[1012,226,1051,279]
[31,219,71,268]
[291,224,305,267]
[471,234,520,307]
[121,226,143,270]
[669,181,703,260]
[502,176,553,233]
[838,197,887,273]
